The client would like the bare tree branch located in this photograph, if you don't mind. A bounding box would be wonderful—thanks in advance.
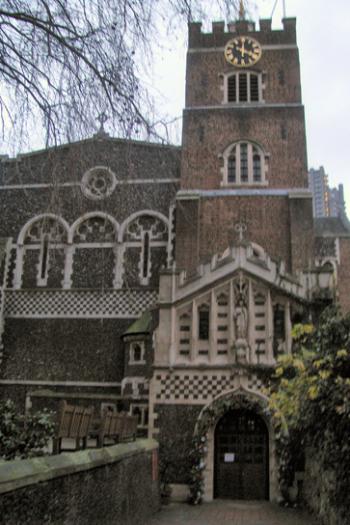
[0,0,244,151]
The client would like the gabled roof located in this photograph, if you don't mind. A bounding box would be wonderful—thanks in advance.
[165,242,334,306]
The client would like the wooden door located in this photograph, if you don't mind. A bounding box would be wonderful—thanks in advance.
[214,409,269,500]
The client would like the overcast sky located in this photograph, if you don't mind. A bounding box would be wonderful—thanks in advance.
[153,0,350,213]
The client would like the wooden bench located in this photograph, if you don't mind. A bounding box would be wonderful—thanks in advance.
[53,400,94,454]
[95,411,138,447]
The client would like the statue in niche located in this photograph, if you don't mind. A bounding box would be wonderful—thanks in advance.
[234,296,248,339]
[232,275,249,363]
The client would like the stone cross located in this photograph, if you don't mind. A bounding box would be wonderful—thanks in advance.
[97,112,108,133]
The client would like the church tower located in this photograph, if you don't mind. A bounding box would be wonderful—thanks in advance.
[176,16,314,274]
[150,15,331,504]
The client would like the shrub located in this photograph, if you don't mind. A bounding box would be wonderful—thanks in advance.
[269,306,350,518]
[0,399,55,460]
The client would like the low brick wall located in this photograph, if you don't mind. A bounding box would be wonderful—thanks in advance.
[0,439,160,525]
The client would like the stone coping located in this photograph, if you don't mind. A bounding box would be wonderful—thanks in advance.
[0,439,158,495]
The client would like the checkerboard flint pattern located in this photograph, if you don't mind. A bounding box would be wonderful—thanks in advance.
[155,373,234,402]
[4,289,158,318]
[247,374,264,391]
[154,372,266,403]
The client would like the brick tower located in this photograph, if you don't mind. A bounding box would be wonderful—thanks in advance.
[176,17,314,274]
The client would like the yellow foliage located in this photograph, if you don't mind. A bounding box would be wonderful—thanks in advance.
[275,367,284,377]
[308,385,319,400]
[293,358,306,372]
[319,370,331,380]
[291,323,314,339]
[337,349,347,358]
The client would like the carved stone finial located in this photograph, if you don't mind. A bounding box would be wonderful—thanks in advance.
[235,221,247,242]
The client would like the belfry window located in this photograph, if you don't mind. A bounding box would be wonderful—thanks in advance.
[227,72,261,103]
[223,142,267,185]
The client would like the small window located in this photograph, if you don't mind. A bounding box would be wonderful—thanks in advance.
[40,235,49,281]
[228,154,236,183]
[142,232,150,279]
[198,306,210,340]
[227,72,261,103]
[133,344,142,362]
[253,148,262,182]
[239,74,248,102]
[129,342,145,364]
[228,75,236,102]
[240,143,248,182]
[250,74,259,101]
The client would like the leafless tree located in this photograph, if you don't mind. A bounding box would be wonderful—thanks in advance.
[0,0,246,152]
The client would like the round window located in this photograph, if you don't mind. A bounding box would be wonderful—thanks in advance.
[81,166,117,200]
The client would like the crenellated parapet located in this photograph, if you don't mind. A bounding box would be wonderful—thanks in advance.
[188,17,297,49]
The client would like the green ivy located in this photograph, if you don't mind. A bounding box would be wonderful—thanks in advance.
[0,399,55,460]
[268,306,350,518]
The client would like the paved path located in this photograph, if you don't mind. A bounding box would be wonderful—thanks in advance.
[146,500,318,525]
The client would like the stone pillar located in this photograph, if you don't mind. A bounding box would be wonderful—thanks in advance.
[266,290,274,364]
[209,290,217,363]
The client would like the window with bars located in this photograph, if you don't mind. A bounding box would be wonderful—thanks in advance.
[223,142,266,185]
[227,72,261,103]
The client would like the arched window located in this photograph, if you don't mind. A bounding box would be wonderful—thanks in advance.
[226,72,262,103]
[16,215,68,288]
[222,142,267,186]
[122,213,168,287]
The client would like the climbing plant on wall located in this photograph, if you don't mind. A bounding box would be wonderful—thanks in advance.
[269,306,350,518]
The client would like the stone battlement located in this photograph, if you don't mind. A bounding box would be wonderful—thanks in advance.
[188,18,297,48]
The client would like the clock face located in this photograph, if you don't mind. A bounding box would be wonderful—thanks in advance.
[224,36,262,68]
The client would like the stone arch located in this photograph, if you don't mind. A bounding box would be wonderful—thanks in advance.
[119,210,169,287]
[69,212,119,243]
[17,214,70,247]
[14,214,69,289]
[118,210,169,242]
[194,386,280,503]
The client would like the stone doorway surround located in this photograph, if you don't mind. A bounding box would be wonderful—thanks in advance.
[197,387,279,502]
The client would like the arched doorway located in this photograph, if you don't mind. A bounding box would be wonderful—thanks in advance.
[214,409,269,500]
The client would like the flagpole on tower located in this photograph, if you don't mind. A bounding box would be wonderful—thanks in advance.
[239,0,245,20]
[282,0,286,18]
